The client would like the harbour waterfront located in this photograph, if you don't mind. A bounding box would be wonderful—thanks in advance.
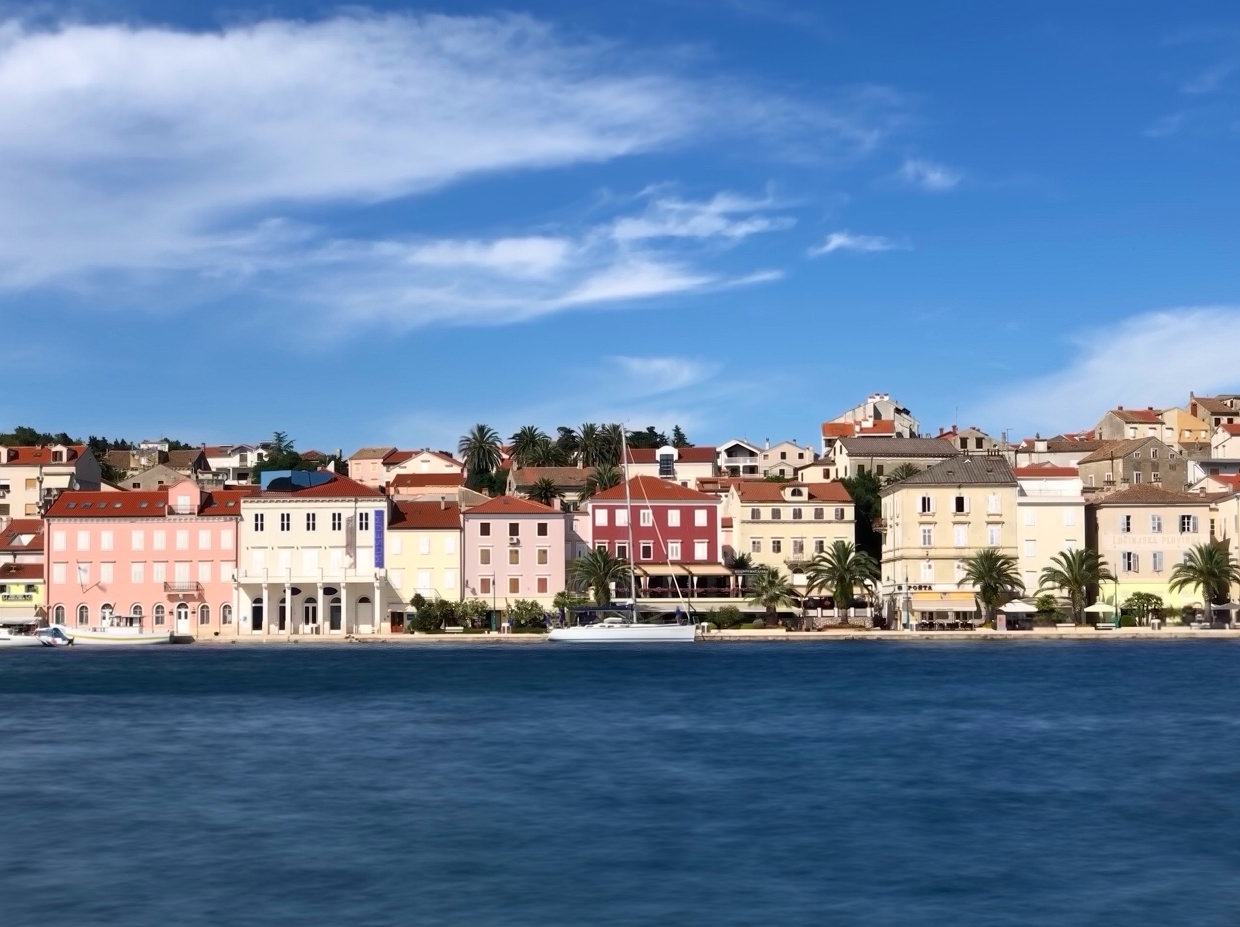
[2,643,1239,926]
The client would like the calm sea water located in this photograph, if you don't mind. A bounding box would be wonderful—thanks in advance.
[1,641,1239,926]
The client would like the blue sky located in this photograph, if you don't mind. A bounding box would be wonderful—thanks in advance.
[2,1,1239,454]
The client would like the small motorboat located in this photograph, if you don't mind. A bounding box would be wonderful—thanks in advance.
[0,619,49,647]
[34,625,74,647]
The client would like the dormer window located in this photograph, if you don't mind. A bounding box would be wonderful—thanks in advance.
[658,454,674,477]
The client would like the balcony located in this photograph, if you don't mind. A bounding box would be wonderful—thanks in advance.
[163,581,202,596]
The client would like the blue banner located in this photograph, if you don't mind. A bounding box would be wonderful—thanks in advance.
[373,508,386,568]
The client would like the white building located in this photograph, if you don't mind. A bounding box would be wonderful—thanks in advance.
[1014,464,1085,596]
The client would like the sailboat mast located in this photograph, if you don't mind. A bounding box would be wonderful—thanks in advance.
[621,425,637,615]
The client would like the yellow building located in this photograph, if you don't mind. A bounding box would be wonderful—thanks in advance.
[726,481,854,587]
[880,456,1018,627]
[0,518,45,624]
[1014,464,1085,595]
[386,500,463,604]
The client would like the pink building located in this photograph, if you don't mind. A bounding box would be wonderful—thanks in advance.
[462,496,567,609]
[43,479,253,637]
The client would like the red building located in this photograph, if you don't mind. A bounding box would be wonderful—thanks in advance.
[586,476,728,599]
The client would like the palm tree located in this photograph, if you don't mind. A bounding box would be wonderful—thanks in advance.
[726,552,754,571]
[747,566,798,624]
[570,548,631,605]
[580,462,623,500]
[457,424,502,482]
[806,540,880,619]
[958,548,1024,625]
[528,477,562,508]
[1037,548,1116,624]
[600,423,626,466]
[528,439,571,467]
[555,426,580,460]
[578,423,605,467]
[1169,542,1240,622]
[510,425,549,467]
[884,463,921,485]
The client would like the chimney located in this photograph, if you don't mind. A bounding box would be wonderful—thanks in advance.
[764,438,770,450]
[1117,405,1123,410]
[440,497,446,510]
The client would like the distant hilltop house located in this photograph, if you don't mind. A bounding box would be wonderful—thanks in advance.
[803,436,957,483]
[0,444,102,519]
[347,447,464,490]
[105,446,212,483]
[716,439,815,478]
[820,393,919,456]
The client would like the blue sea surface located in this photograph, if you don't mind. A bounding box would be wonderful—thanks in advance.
[1,641,1239,926]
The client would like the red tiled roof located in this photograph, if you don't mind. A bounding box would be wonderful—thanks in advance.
[1219,424,1240,436]
[1192,396,1234,415]
[591,475,717,503]
[0,519,43,552]
[1109,407,1162,423]
[259,471,383,499]
[0,563,42,581]
[722,517,734,528]
[465,495,561,516]
[1093,485,1215,506]
[0,444,87,466]
[389,500,462,530]
[46,486,256,517]
[820,420,896,438]
[200,488,259,512]
[385,448,462,467]
[390,472,465,489]
[695,476,753,493]
[625,446,717,464]
[1013,464,1079,478]
[734,481,852,503]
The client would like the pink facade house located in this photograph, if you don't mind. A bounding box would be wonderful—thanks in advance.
[43,479,252,637]
[462,496,566,611]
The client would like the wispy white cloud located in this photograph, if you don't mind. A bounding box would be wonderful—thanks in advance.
[1144,112,1187,138]
[404,237,572,280]
[808,231,899,256]
[610,191,794,242]
[897,157,962,191]
[609,356,720,396]
[969,307,1240,433]
[1182,59,1237,94]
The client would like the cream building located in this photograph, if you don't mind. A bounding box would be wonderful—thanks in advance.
[760,441,815,479]
[347,447,463,489]
[0,445,102,519]
[386,500,463,604]
[236,470,396,636]
[879,456,1018,627]
[726,481,854,587]
[1014,464,1085,595]
[1086,485,1221,611]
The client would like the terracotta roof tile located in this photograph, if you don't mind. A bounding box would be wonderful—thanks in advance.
[1219,424,1240,436]
[1193,396,1234,415]
[1014,464,1079,477]
[0,445,87,466]
[1109,407,1163,423]
[1076,438,1160,465]
[465,495,561,516]
[0,563,42,581]
[839,436,957,457]
[509,466,595,490]
[734,481,852,503]
[348,446,397,461]
[0,519,43,552]
[46,487,256,517]
[390,472,465,489]
[389,500,462,530]
[258,471,383,499]
[625,446,717,464]
[591,475,718,502]
[1093,485,1216,506]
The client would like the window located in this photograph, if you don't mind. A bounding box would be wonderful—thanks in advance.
[771,508,782,520]
[1122,551,1139,573]
[1023,539,1036,558]
[814,539,826,554]
[536,522,548,537]
[131,562,145,583]
[1133,471,1143,485]
[221,604,233,624]
[667,509,680,527]
[358,512,370,531]
[306,513,316,531]
[954,525,967,547]
[76,530,90,551]
[750,508,761,520]
[53,604,65,624]
[536,577,549,595]
[154,604,166,626]
[76,563,89,585]
[197,561,212,583]
[537,547,549,565]
[919,495,933,514]
[921,527,933,547]
[1120,515,1132,533]
[875,465,885,477]
[52,530,66,552]
[100,530,114,551]
[834,508,845,521]
[640,542,653,560]
[791,508,803,521]
[153,562,167,582]
[479,577,492,595]
[419,536,431,556]
[987,526,1001,547]
[508,548,520,565]
[198,529,211,549]
[668,540,681,561]
[658,453,674,477]
[639,509,653,527]
[175,530,189,550]
[750,539,762,554]
[508,577,520,595]
[331,512,342,531]
[780,451,787,460]
[694,509,708,527]
[614,509,628,527]
[986,494,1000,514]
[506,522,518,538]
[1150,515,1162,533]
[616,544,628,560]
[253,513,264,532]
[100,562,114,584]
[77,604,89,626]
[1023,509,1035,527]
[199,604,210,626]
[594,509,608,527]
[954,495,968,514]
[1152,551,1164,573]
[921,561,934,582]
[771,539,782,554]
[1064,510,1076,527]
[791,538,804,557]
[52,563,66,584]
[813,507,824,520]
[479,548,491,565]
[1179,514,1198,534]
[1151,447,1159,459]
[279,513,290,532]
[480,522,492,536]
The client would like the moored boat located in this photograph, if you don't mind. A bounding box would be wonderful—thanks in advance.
[0,618,48,647]
[48,612,174,645]
[549,615,696,642]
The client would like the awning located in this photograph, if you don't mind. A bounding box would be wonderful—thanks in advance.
[683,564,733,577]
[1084,602,1117,614]
[1000,601,1037,613]
[912,601,978,614]
[635,564,691,577]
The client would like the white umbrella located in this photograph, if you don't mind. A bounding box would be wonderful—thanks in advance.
[1000,600,1037,613]
[1084,602,1117,614]
[1211,602,1240,612]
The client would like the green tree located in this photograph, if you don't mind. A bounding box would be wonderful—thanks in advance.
[806,540,880,617]
[459,599,490,629]
[553,589,588,613]
[884,463,921,485]
[958,548,1025,624]
[555,427,580,459]
[580,463,623,500]
[578,423,606,467]
[1122,591,1164,626]
[528,477,562,508]
[626,426,668,449]
[458,424,503,485]
[1037,548,1116,624]
[1034,593,1061,622]
[570,548,631,605]
[528,438,571,467]
[599,423,626,465]
[510,425,549,467]
[671,425,690,448]
[726,551,754,571]
[506,599,547,631]
[250,430,314,483]
[841,471,881,559]
[1169,542,1240,620]
[747,566,798,624]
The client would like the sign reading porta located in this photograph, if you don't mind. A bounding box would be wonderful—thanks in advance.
[373,508,386,568]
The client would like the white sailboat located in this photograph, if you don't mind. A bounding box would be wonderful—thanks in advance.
[550,427,697,643]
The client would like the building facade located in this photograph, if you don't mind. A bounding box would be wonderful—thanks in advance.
[727,481,853,586]
[386,500,463,604]
[0,444,102,518]
[0,518,44,623]
[1076,438,1186,493]
[462,496,567,610]
[1014,465,1085,596]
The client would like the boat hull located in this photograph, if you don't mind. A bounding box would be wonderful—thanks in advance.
[0,635,45,648]
[46,625,171,645]
[548,623,697,642]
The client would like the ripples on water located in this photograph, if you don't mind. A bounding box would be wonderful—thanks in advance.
[1,642,1238,926]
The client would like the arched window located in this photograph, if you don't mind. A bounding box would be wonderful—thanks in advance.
[251,598,264,631]
[100,603,114,620]
[278,597,287,630]
[329,597,342,631]
[303,597,317,626]
[175,603,189,625]
[131,604,144,618]
[53,604,65,624]
[198,604,210,625]
[154,604,166,626]
[221,604,233,625]
[76,604,89,626]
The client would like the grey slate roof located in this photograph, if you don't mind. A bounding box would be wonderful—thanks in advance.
[882,455,1015,493]
[839,436,957,458]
